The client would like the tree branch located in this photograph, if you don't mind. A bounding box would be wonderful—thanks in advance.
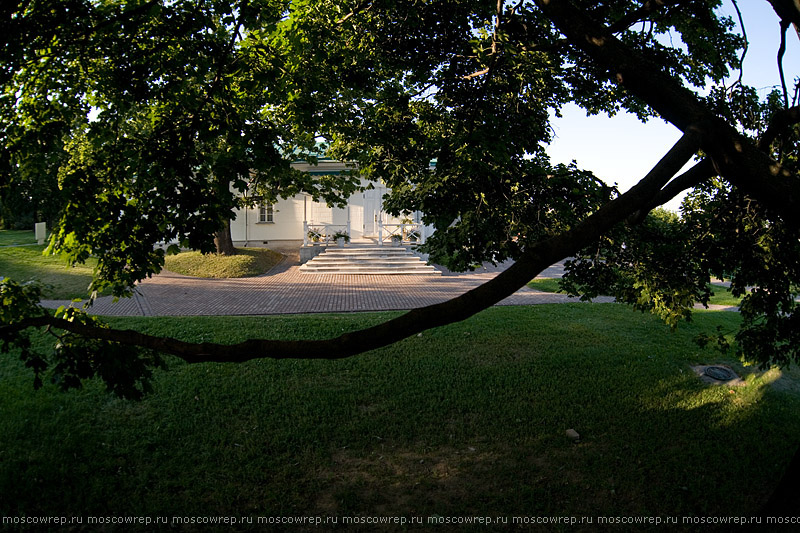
[627,158,715,224]
[759,105,800,151]
[533,0,800,227]
[606,0,689,34]
[631,103,800,222]
[766,0,800,37]
[2,133,701,362]
[778,20,791,108]
[728,0,748,90]
[336,1,373,24]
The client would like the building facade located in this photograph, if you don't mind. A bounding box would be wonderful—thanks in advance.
[229,159,430,249]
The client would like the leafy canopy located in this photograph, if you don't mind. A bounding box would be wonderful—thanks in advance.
[1,0,799,398]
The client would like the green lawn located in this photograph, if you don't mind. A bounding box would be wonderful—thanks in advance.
[0,244,97,299]
[0,232,284,299]
[528,278,744,307]
[1,304,797,528]
[0,229,38,246]
[527,277,563,294]
[705,283,743,307]
[164,247,283,278]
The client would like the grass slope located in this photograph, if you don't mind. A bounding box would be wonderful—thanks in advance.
[164,247,283,278]
[1,304,797,529]
[0,244,97,299]
[0,237,283,300]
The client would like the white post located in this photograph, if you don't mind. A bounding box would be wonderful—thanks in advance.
[378,219,383,246]
[35,222,46,245]
[303,221,308,246]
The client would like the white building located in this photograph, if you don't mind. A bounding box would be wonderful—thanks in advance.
[229,158,432,259]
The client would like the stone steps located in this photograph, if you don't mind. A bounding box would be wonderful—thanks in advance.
[299,246,440,275]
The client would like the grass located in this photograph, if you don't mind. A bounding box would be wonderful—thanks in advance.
[527,277,563,294]
[706,283,743,307]
[0,243,98,300]
[0,229,38,246]
[528,278,744,307]
[2,304,798,529]
[0,235,284,300]
[164,247,283,278]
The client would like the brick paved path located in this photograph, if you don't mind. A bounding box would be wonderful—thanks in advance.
[42,255,610,317]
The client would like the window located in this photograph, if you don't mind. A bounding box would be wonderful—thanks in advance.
[258,202,274,223]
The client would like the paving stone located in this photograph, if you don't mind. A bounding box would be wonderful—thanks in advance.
[41,257,606,316]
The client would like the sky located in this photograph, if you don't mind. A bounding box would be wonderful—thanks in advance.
[545,1,800,211]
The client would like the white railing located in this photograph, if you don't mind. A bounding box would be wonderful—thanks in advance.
[303,222,350,246]
[378,222,425,246]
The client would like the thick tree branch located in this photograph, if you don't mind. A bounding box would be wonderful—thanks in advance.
[766,0,800,37]
[1,132,701,362]
[628,158,716,223]
[631,104,800,222]
[759,105,800,150]
[607,0,688,34]
[534,0,800,227]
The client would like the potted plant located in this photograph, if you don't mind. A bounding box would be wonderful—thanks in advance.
[307,230,322,243]
[390,233,403,246]
[332,231,350,247]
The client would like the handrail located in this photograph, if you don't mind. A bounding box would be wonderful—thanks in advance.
[378,222,424,246]
[303,222,349,245]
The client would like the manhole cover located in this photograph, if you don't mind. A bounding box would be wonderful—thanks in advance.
[704,366,737,381]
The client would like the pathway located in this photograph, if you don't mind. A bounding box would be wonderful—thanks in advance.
[40,254,611,317]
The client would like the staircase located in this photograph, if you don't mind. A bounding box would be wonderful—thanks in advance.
[299,246,441,275]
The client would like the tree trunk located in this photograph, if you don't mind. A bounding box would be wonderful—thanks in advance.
[213,220,236,255]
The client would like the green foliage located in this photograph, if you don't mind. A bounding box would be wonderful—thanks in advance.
[48,307,165,399]
[0,279,48,388]
[562,208,712,328]
[3,0,800,383]
[681,182,800,367]
[2,0,363,298]
[331,231,350,242]
[0,279,163,398]
[0,0,757,283]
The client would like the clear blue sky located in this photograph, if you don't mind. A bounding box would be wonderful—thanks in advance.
[546,0,800,211]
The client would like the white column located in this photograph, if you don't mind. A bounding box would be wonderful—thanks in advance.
[303,196,308,245]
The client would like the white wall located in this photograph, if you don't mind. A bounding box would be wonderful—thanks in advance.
[230,162,426,242]
[230,196,306,241]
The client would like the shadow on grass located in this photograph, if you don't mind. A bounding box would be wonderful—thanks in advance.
[1,305,797,530]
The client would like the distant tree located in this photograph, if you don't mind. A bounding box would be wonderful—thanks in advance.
[2,0,800,509]
[0,0,361,260]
